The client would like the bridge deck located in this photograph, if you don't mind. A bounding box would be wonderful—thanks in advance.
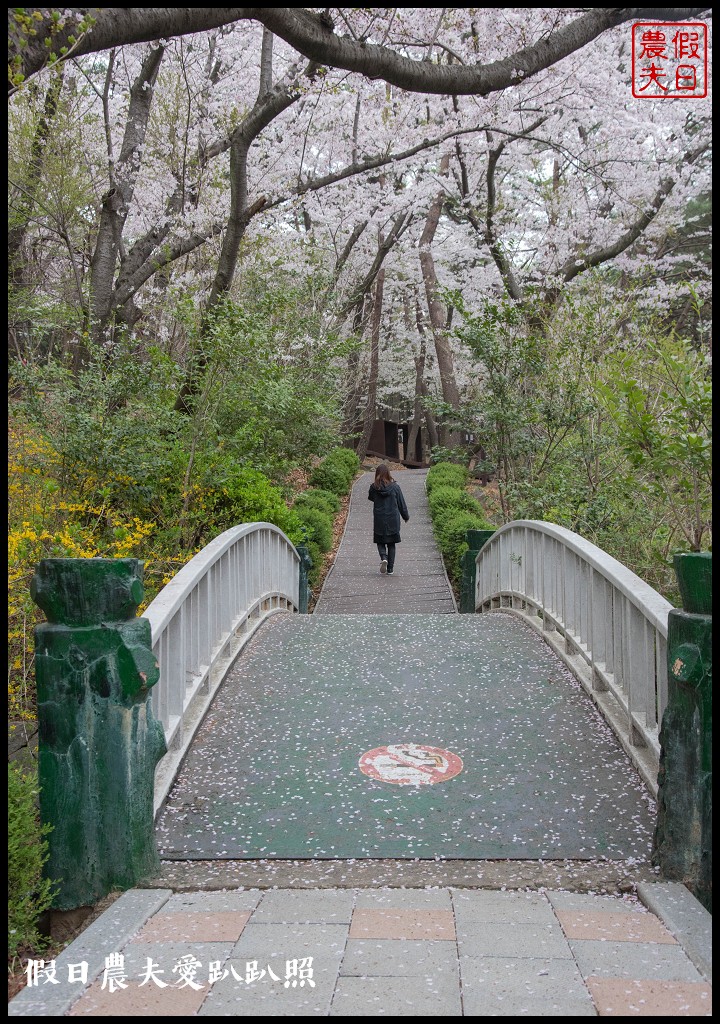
[155,467,655,862]
[156,613,655,861]
[313,469,456,614]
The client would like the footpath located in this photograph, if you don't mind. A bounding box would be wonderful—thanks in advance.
[9,469,711,1016]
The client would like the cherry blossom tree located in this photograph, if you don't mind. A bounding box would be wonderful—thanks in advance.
[8,8,712,440]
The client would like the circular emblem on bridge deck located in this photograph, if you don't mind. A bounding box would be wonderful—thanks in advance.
[359,744,463,786]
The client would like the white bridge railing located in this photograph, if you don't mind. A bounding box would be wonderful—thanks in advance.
[475,521,672,796]
[142,523,301,813]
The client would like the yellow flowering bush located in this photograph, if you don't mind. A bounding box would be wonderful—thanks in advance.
[8,421,174,719]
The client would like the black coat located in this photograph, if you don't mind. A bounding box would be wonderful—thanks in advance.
[368,481,409,543]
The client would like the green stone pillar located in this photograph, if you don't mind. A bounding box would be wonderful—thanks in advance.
[31,558,167,910]
[297,544,313,614]
[459,529,496,613]
[652,552,712,912]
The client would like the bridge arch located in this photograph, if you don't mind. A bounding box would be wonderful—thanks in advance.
[474,521,672,795]
[141,523,301,813]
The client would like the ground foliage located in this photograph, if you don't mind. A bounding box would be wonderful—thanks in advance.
[8,763,56,962]
[452,286,712,603]
[8,281,352,722]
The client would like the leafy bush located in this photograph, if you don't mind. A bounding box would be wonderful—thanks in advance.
[326,447,361,475]
[426,462,469,493]
[294,504,334,553]
[308,447,359,495]
[303,540,323,587]
[206,467,301,539]
[309,460,352,495]
[425,461,492,584]
[293,488,341,517]
[8,763,56,959]
[433,508,492,583]
[428,484,479,517]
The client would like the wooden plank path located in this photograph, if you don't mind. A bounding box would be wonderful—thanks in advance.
[313,469,456,615]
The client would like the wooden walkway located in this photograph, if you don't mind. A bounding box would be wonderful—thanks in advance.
[313,469,456,615]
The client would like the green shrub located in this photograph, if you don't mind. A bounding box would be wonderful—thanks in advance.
[308,446,360,495]
[428,484,479,517]
[207,467,301,539]
[293,488,341,517]
[325,447,360,475]
[426,462,469,493]
[433,508,491,583]
[303,539,323,587]
[8,763,56,959]
[294,505,334,552]
[309,460,352,495]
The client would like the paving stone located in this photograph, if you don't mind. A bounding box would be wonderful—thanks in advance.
[460,956,596,1016]
[456,921,573,959]
[67,940,236,1016]
[586,976,712,1016]
[68,977,209,1016]
[8,889,172,1018]
[546,892,645,914]
[329,974,462,1016]
[132,910,251,943]
[556,909,677,944]
[230,922,350,960]
[569,939,706,981]
[162,890,263,913]
[349,908,456,940]
[354,888,453,909]
[637,882,712,982]
[340,938,459,976]
[251,889,355,924]
[198,963,337,1017]
[452,889,556,923]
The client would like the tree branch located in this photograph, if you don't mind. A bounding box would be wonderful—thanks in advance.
[10,8,710,97]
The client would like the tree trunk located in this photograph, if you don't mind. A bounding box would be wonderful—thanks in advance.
[407,338,427,463]
[341,297,371,439]
[418,152,462,446]
[356,266,385,462]
[88,44,165,351]
[8,67,64,291]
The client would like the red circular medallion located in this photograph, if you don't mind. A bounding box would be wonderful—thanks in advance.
[359,743,463,786]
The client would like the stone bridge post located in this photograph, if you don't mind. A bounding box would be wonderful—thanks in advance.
[653,552,712,912]
[31,558,167,910]
[459,529,496,613]
[297,543,313,614]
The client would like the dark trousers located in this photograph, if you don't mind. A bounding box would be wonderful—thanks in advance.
[377,542,396,571]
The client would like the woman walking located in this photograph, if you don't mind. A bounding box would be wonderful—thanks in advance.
[368,464,409,575]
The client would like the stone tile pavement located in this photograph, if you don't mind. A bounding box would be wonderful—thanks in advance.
[9,882,711,1016]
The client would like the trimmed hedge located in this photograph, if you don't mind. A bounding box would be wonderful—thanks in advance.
[294,504,334,553]
[327,447,361,475]
[308,461,352,495]
[208,466,301,539]
[308,447,359,496]
[426,462,468,494]
[427,484,479,518]
[433,508,490,583]
[426,462,492,584]
[293,488,341,517]
[295,448,359,586]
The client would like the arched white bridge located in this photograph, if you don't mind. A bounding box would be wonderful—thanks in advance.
[143,519,671,813]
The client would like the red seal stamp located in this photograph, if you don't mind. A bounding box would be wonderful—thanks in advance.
[631,22,708,98]
[359,743,463,786]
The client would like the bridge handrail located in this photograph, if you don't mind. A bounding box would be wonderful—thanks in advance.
[142,522,300,813]
[475,520,672,795]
